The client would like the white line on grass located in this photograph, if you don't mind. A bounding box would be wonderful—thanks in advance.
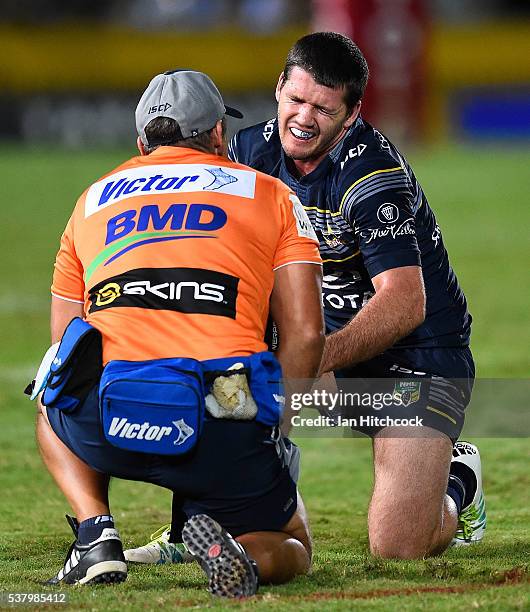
[0,293,49,315]
[0,364,37,383]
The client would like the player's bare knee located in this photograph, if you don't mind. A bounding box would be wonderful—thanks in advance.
[369,522,435,559]
[371,523,440,559]
[368,503,439,559]
[370,536,428,560]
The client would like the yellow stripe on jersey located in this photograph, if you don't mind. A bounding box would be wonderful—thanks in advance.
[339,167,403,216]
[303,205,342,217]
[322,250,360,263]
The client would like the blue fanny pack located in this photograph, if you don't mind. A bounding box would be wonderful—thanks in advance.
[42,317,103,413]
[100,351,283,456]
[38,317,283,457]
[99,358,205,456]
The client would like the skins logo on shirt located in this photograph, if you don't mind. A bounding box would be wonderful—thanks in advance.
[88,267,239,318]
[94,282,121,306]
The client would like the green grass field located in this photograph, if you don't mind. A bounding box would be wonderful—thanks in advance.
[0,145,528,610]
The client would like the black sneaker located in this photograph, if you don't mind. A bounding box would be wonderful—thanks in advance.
[182,514,258,598]
[46,515,127,585]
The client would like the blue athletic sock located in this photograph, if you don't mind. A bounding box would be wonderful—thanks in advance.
[446,475,466,515]
[77,515,115,545]
[450,461,477,508]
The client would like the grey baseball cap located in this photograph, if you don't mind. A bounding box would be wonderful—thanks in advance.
[136,69,243,146]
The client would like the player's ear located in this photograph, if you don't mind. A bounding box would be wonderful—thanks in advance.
[275,72,285,103]
[137,137,148,156]
[344,101,362,129]
[211,120,225,156]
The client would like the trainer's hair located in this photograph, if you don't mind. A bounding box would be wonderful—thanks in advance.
[282,32,369,111]
[143,117,226,154]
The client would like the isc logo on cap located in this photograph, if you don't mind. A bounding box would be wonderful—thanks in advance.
[148,102,172,114]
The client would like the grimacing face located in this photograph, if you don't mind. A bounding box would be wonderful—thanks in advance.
[276,67,359,166]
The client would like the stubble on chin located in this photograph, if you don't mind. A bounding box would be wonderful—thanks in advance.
[280,134,315,162]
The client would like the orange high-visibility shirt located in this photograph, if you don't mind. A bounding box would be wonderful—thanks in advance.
[52,146,321,363]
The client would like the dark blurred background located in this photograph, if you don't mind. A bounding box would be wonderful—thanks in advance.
[0,0,530,148]
[0,0,529,148]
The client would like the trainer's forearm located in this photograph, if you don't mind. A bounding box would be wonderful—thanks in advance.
[319,287,423,374]
[276,332,324,381]
[277,333,324,436]
[51,296,84,343]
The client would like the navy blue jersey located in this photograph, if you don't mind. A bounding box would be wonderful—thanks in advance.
[229,117,471,348]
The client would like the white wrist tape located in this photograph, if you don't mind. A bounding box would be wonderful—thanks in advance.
[30,342,60,400]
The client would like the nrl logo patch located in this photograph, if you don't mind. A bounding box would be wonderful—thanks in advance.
[393,380,421,407]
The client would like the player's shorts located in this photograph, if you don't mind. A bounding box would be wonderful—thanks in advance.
[335,347,475,442]
[46,386,297,537]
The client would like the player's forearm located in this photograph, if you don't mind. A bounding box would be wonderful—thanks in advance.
[319,287,424,374]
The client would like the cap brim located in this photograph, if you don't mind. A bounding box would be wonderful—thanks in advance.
[225,105,244,119]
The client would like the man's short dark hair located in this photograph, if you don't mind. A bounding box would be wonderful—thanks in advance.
[282,32,369,111]
[144,117,225,154]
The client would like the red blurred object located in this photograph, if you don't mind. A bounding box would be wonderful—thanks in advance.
[312,0,429,142]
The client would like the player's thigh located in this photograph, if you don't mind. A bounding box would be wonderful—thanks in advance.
[371,426,453,521]
[337,347,474,443]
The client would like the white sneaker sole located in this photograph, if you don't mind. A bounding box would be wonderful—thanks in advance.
[78,561,128,585]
